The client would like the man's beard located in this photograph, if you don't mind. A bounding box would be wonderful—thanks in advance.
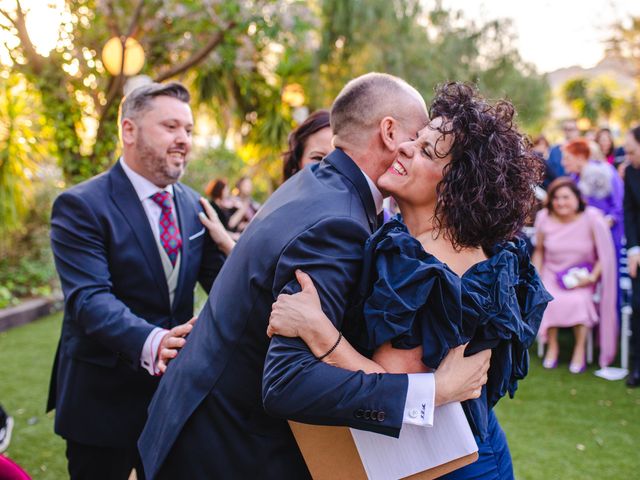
[136,135,186,186]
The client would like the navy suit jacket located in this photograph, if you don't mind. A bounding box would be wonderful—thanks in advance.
[47,161,225,448]
[625,164,640,250]
[139,149,409,479]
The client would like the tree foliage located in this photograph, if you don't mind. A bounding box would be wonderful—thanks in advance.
[561,75,626,126]
[0,73,51,238]
[608,16,640,77]
[0,0,306,184]
[309,0,550,132]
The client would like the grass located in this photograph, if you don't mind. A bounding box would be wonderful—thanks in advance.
[496,330,640,480]
[0,312,65,479]
[1,314,639,479]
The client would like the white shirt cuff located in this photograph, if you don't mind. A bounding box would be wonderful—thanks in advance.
[403,373,435,427]
[140,327,168,376]
[627,246,640,256]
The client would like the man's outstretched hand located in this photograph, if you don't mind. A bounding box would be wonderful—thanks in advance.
[434,344,491,406]
[156,316,197,374]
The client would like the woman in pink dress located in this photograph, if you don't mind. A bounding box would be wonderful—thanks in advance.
[533,177,617,372]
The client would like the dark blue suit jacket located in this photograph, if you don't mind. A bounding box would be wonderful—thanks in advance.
[47,161,225,448]
[139,149,409,479]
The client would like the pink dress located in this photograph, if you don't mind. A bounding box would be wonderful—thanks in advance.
[535,207,618,367]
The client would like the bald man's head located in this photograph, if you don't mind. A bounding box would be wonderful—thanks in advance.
[330,73,427,146]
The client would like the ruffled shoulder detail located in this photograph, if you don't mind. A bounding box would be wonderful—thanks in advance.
[463,238,553,404]
[361,217,472,368]
[357,221,553,440]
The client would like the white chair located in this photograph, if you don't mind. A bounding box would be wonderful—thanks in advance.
[620,305,632,370]
[536,327,594,364]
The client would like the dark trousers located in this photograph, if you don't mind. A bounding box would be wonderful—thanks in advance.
[157,394,310,480]
[66,440,146,480]
[631,276,640,372]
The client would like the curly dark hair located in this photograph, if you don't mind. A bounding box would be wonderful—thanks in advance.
[428,82,544,251]
[282,109,331,180]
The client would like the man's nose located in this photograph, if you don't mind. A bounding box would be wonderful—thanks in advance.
[175,128,191,146]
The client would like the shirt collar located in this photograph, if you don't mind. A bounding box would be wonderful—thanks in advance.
[359,169,384,215]
[120,157,174,200]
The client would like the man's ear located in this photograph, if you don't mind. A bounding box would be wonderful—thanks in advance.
[121,118,137,146]
[379,116,398,152]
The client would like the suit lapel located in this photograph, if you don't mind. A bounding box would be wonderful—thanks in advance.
[172,183,192,313]
[324,149,378,232]
[109,162,170,307]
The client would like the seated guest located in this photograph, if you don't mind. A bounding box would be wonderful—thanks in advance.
[533,178,618,372]
[282,109,332,181]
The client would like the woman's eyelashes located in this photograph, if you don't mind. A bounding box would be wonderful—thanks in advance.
[420,142,433,159]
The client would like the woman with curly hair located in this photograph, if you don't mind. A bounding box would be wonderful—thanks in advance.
[267,82,552,479]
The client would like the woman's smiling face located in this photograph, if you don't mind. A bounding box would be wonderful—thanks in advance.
[378,116,454,207]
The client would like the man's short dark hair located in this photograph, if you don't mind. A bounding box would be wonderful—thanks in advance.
[119,82,190,124]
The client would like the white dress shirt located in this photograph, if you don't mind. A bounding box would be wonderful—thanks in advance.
[120,157,172,376]
[359,168,436,428]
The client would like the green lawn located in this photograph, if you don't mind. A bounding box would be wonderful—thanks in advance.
[1,313,639,479]
[0,313,65,479]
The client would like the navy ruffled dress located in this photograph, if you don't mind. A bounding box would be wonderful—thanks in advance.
[346,217,552,479]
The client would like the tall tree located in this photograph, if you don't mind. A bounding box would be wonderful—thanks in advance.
[0,72,50,238]
[311,0,550,131]
[608,16,640,76]
[0,0,309,184]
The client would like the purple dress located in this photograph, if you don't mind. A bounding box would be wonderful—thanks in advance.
[573,160,624,257]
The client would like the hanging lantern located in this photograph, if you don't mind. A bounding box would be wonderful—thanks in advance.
[101,36,145,76]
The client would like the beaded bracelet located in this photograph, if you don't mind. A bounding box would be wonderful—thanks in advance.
[316,332,343,361]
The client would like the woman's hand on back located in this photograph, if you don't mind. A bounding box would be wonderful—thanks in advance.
[199,198,235,256]
[268,270,337,357]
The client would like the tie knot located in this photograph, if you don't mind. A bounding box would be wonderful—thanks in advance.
[151,191,172,210]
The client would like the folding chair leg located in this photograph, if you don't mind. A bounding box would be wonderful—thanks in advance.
[621,305,632,371]
[586,328,593,365]
[537,337,544,358]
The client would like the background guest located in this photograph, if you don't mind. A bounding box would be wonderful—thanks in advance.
[47,82,226,479]
[624,126,640,387]
[546,119,581,183]
[227,176,261,234]
[282,109,331,181]
[532,134,555,189]
[0,404,12,454]
[204,178,232,230]
[596,127,625,168]
[533,178,617,372]
[562,138,624,283]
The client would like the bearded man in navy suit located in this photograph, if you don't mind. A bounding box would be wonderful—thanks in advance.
[139,73,491,479]
[47,82,225,480]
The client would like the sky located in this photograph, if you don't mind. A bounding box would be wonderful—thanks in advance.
[441,0,640,73]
